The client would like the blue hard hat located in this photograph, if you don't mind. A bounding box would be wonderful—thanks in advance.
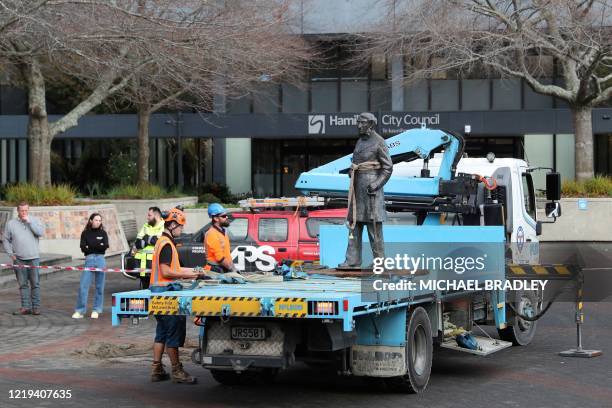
[208,203,227,217]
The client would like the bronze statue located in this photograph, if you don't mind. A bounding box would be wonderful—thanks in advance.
[338,112,393,268]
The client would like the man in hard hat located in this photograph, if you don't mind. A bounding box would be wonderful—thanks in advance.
[204,203,237,273]
[150,207,200,384]
[133,206,164,288]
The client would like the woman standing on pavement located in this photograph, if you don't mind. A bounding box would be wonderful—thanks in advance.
[72,213,109,319]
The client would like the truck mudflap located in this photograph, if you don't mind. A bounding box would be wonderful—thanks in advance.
[350,345,406,377]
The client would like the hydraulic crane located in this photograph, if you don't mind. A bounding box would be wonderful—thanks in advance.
[295,125,484,225]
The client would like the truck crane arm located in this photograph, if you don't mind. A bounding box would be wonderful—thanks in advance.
[295,126,480,219]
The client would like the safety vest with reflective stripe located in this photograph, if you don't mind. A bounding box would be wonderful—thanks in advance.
[204,226,231,267]
[134,222,164,273]
[149,235,180,286]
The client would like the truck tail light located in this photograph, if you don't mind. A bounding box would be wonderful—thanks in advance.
[310,301,337,315]
[343,299,349,312]
[121,298,148,312]
[112,296,116,307]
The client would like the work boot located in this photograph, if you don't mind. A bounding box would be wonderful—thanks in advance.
[171,362,197,384]
[151,361,170,382]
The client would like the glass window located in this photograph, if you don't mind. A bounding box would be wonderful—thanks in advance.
[305,217,345,238]
[282,83,308,113]
[227,218,249,241]
[492,79,521,110]
[521,173,536,220]
[258,218,288,242]
[194,218,249,242]
[340,81,368,112]
[253,84,280,113]
[431,80,459,111]
[404,79,428,111]
[311,82,338,112]
[310,43,339,80]
[461,79,490,111]
[227,95,251,113]
[370,81,391,111]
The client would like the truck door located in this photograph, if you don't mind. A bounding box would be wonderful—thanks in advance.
[511,170,539,263]
[253,214,297,263]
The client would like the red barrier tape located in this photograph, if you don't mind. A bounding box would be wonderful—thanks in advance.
[0,263,150,273]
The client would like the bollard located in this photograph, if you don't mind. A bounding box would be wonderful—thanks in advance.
[559,271,602,358]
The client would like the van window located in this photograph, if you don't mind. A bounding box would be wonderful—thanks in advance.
[195,218,249,242]
[259,218,288,242]
[306,217,345,238]
[227,218,249,240]
[521,173,536,220]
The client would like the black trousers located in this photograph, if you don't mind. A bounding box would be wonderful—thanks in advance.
[343,222,385,266]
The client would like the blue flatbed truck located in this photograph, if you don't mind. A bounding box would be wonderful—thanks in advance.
[112,126,572,392]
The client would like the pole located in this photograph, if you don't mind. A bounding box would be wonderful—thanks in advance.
[177,111,184,188]
[559,271,602,358]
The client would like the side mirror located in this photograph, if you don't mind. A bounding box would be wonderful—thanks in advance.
[545,202,561,218]
[536,221,542,236]
[546,172,561,201]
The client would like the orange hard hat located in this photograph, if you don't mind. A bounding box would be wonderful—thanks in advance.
[163,207,186,226]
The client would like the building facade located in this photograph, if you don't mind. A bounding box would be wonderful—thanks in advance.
[1,0,611,195]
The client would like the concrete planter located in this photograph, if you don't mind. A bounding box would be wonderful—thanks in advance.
[184,207,240,234]
[95,196,198,227]
[537,197,612,242]
[0,203,129,260]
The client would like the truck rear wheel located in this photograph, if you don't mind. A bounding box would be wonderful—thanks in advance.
[498,290,538,346]
[385,307,433,393]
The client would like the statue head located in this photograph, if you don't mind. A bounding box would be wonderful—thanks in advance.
[357,112,377,136]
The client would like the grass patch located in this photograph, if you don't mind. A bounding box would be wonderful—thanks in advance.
[2,183,77,206]
[105,183,185,199]
[562,176,612,197]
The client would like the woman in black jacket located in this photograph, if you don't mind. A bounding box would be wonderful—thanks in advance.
[73,213,109,319]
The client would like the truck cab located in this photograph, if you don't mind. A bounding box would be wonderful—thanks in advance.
[393,154,552,263]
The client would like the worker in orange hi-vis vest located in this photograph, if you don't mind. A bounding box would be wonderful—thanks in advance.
[204,203,237,273]
[150,207,200,384]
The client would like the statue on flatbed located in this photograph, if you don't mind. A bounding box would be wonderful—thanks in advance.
[338,112,393,268]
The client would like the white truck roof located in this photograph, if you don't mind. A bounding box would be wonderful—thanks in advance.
[393,155,528,178]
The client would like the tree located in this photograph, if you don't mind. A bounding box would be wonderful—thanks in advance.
[361,0,612,180]
[0,1,270,186]
[113,1,311,184]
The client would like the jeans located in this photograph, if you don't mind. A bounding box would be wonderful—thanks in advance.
[75,254,106,314]
[14,258,40,309]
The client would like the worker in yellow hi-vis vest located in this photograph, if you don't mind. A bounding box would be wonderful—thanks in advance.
[133,207,164,287]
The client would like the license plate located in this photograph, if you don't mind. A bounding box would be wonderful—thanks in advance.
[230,326,266,341]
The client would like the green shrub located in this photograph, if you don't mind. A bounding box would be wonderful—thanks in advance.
[198,183,235,203]
[3,183,77,206]
[562,176,612,197]
[106,151,137,186]
[106,183,185,199]
[198,193,220,204]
